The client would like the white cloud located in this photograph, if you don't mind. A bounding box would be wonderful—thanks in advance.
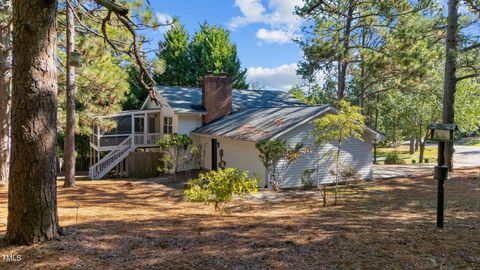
[229,0,303,44]
[156,13,174,33]
[247,63,301,90]
[256,28,291,43]
[230,0,267,28]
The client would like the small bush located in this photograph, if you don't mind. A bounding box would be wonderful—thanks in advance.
[184,168,258,213]
[385,151,405,164]
[340,166,360,182]
[301,169,316,189]
[425,158,430,163]
[412,159,416,164]
[157,133,193,176]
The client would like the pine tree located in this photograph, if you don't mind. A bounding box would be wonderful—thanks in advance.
[154,22,249,89]
[155,24,194,87]
[0,0,11,186]
[296,0,434,101]
[6,0,61,245]
[189,23,248,89]
[63,0,76,187]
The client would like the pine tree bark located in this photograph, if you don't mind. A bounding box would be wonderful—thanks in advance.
[443,0,458,171]
[0,0,11,186]
[64,0,76,187]
[5,0,61,245]
[337,3,354,101]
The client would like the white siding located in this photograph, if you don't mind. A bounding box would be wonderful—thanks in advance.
[177,115,203,136]
[278,122,374,188]
[197,135,212,170]
[193,135,267,187]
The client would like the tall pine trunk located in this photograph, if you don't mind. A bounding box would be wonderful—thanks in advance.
[64,0,76,187]
[5,0,61,245]
[337,3,353,101]
[443,0,458,171]
[0,0,11,186]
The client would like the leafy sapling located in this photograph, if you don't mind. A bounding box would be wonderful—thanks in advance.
[184,168,258,213]
[256,139,303,191]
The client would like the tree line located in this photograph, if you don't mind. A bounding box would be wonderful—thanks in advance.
[291,0,480,166]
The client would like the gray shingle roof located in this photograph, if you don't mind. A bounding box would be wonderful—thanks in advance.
[155,86,306,114]
[193,105,331,142]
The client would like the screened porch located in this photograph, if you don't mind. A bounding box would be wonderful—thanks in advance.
[90,109,167,152]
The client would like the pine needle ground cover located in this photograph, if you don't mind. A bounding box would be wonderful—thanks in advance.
[1,169,479,269]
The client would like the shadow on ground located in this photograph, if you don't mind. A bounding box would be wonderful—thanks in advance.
[0,169,479,269]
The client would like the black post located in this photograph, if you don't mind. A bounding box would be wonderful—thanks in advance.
[437,141,446,228]
[438,141,445,166]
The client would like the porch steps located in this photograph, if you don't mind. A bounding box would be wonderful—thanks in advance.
[89,135,135,180]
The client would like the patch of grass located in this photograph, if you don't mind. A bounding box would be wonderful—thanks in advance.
[376,144,438,163]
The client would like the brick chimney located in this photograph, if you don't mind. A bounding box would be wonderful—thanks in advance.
[202,73,232,124]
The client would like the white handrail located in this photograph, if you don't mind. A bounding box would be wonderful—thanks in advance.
[95,133,161,149]
[89,135,133,180]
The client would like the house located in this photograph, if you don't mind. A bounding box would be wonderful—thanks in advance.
[89,74,384,188]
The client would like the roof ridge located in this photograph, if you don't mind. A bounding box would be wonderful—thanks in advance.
[156,85,293,93]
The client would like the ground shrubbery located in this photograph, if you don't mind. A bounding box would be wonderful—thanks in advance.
[384,151,406,164]
[301,169,316,190]
[157,134,203,177]
[184,168,258,213]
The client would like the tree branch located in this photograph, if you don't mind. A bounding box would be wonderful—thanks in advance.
[456,72,479,82]
[460,42,480,52]
[94,0,129,16]
[93,0,160,105]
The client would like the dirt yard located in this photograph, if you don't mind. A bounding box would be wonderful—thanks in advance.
[1,169,479,270]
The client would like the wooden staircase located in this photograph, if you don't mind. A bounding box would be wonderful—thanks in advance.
[89,135,135,180]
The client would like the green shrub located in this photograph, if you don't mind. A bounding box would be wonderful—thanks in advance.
[340,165,360,182]
[158,133,195,175]
[412,159,416,164]
[385,151,405,164]
[301,169,316,189]
[184,168,258,213]
[256,139,302,191]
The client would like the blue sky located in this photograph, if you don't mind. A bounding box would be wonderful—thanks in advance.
[142,0,475,90]
[144,0,305,90]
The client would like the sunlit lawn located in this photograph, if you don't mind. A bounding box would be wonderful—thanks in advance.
[376,144,438,164]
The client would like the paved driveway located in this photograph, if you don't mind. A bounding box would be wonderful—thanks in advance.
[373,145,480,179]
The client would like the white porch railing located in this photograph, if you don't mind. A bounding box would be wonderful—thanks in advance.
[91,133,162,150]
[146,133,162,145]
[89,135,134,180]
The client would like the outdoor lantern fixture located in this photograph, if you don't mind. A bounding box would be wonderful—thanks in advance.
[68,50,81,67]
[427,123,458,229]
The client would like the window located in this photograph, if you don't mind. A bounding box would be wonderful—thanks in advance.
[163,117,173,134]
[148,117,156,133]
[134,117,144,134]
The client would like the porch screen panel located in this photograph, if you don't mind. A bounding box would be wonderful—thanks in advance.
[102,115,132,135]
[117,115,132,134]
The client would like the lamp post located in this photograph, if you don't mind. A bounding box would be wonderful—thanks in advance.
[427,123,457,228]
